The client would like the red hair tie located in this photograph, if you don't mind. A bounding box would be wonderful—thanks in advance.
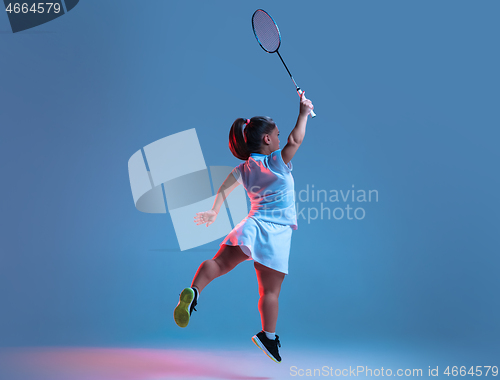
[246,119,250,125]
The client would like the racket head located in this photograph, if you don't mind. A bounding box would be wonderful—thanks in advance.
[251,9,281,53]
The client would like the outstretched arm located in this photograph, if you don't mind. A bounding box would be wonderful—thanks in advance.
[194,172,240,227]
[211,172,240,214]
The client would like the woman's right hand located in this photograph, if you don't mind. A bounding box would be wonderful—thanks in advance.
[299,91,314,116]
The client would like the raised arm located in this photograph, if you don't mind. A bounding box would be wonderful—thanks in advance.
[281,91,314,165]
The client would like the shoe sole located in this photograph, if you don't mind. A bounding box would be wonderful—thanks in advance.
[174,288,194,328]
[251,335,281,363]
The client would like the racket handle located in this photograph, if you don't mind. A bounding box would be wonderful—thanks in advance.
[297,89,316,118]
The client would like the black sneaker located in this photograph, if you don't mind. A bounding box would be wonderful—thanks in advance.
[251,331,282,363]
[174,287,198,328]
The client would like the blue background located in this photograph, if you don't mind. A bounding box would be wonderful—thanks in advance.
[0,0,498,369]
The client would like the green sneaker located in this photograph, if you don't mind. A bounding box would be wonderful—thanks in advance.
[174,287,198,328]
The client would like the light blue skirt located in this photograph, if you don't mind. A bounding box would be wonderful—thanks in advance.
[220,216,293,274]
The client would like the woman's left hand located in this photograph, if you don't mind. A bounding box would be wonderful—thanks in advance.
[194,210,218,227]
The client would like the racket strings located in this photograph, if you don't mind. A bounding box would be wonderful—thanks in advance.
[252,10,280,53]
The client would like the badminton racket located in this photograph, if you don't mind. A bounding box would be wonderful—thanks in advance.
[252,9,316,118]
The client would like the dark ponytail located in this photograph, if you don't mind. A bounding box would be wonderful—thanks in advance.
[228,116,276,160]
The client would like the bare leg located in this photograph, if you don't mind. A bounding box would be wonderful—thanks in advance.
[254,261,285,333]
[191,244,248,293]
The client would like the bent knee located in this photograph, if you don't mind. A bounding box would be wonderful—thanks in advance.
[213,257,230,274]
[260,289,281,298]
[213,248,243,273]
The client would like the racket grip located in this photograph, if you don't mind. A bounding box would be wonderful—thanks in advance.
[297,89,316,118]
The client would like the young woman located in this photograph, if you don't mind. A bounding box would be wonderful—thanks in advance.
[174,93,314,363]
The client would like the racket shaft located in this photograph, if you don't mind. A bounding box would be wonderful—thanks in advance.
[277,52,316,118]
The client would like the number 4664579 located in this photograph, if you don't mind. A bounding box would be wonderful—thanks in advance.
[444,366,498,377]
[5,3,61,14]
